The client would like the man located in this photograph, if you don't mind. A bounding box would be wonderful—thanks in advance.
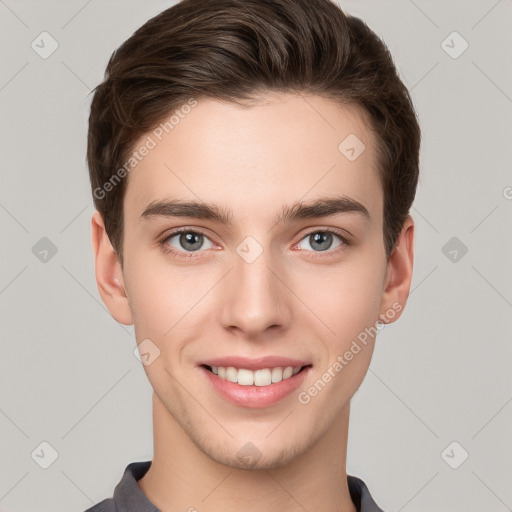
[85,0,419,510]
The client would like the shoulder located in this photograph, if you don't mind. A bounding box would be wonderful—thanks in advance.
[81,460,155,512]
[82,498,118,512]
[348,474,386,512]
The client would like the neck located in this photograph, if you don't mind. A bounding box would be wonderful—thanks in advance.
[138,393,357,512]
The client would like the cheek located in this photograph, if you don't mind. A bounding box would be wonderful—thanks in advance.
[294,254,385,343]
[124,259,182,338]
[337,273,382,337]
[299,260,384,404]
[125,254,220,344]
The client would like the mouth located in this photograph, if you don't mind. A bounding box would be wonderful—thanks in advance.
[198,363,313,408]
[200,364,312,386]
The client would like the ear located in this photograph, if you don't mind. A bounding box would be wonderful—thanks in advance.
[378,214,415,324]
[91,210,133,325]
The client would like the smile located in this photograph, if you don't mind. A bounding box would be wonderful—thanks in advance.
[199,363,313,408]
[204,364,310,386]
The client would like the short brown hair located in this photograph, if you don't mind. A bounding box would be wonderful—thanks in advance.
[87,0,420,266]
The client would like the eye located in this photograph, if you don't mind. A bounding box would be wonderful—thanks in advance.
[159,227,350,259]
[162,229,214,256]
[295,230,349,253]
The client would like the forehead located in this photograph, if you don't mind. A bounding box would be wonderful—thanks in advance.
[123,92,383,226]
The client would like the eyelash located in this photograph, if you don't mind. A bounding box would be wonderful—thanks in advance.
[159,227,351,260]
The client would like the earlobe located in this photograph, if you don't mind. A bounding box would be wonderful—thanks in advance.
[91,211,133,325]
[378,215,415,324]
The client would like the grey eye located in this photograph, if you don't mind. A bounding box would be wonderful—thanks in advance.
[296,231,343,252]
[167,231,214,252]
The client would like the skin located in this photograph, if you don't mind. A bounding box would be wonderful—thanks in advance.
[91,92,414,512]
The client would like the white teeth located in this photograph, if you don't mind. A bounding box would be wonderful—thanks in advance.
[283,367,293,379]
[254,369,271,386]
[271,367,283,383]
[225,366,238,383]
[209,365,303,386]
[237,368,254,385]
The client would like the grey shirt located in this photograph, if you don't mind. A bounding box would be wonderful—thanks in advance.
[84,460,386,512]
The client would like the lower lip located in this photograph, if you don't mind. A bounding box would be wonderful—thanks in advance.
[199,365,312,409]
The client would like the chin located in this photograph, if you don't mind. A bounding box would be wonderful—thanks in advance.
[198,435,309,471]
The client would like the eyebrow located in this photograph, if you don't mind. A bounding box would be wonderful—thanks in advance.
[139,195,371,227]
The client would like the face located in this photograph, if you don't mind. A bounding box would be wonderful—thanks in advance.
[96,92,411,470]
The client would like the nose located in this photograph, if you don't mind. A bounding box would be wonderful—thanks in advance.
[219,246,292,338]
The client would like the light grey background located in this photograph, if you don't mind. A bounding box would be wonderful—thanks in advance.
[1,1,511,511]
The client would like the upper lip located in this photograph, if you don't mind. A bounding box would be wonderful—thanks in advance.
[199,356,312,371]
